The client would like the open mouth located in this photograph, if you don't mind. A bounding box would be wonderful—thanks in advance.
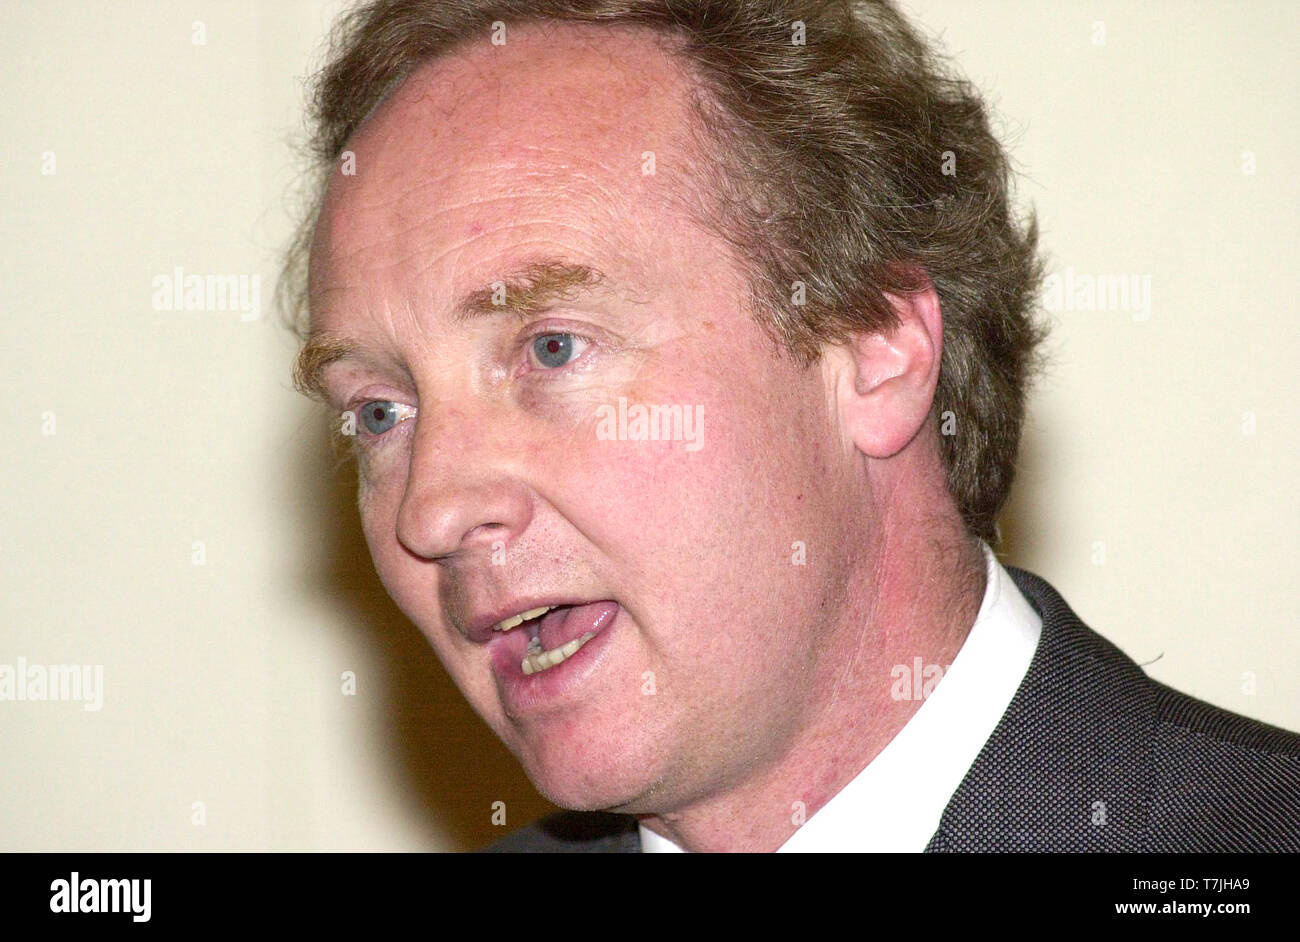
[492,601,619,675]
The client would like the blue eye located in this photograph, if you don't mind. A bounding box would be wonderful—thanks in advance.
[531,333,584,369]
[360,401,400,435]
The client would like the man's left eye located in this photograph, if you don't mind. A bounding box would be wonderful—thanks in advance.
[360,401,402,435]
[530,332,588,369]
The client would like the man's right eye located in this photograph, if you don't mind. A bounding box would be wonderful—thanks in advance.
[360,401,401,435]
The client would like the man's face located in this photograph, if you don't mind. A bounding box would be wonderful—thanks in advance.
[308,24,866,812]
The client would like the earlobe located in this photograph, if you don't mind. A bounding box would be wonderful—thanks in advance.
[833,282,944,460]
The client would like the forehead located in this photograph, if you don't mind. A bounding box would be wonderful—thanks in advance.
[308,21,707,322]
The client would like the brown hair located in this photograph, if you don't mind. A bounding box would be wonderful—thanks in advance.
[281,0,1048,542]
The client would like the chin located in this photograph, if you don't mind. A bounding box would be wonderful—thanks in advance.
[526,765,651,813]
[514,728,662,813]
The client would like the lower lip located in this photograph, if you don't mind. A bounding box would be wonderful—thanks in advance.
[491,605,621,715]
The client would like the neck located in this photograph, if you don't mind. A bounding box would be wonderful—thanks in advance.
[636,485,987,852]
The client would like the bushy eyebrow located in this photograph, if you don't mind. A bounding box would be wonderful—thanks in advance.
[292,332,359,402]
[452,259,606,322]
[293,259,608,401]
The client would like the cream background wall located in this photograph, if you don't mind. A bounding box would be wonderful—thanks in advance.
[1,0,1295,851]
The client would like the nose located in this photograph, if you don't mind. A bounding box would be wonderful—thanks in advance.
[394,404,534,562]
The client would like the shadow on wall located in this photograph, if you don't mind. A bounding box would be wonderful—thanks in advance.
[993,409,1054,575]
[292,418,559,851]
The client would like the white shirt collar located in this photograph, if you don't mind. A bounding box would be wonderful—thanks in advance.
[639,541,1042,852]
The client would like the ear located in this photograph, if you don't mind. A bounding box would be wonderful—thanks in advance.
[826,278,943,459]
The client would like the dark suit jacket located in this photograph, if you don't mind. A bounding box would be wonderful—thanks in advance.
[485,567,1300,852]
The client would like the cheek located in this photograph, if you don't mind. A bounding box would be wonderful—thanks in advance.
[555,359,834,627]
[356,472,423,615]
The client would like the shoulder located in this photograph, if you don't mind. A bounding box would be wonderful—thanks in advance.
[930,567,1300,852]
[480,811,640,853]
[1145,678,1300,850]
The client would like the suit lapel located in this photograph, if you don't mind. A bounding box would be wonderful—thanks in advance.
[925,567,1157,851]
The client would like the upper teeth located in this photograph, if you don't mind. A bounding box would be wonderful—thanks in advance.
[492,606,554,632]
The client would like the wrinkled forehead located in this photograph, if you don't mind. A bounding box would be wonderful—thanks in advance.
[307,21,708,318]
